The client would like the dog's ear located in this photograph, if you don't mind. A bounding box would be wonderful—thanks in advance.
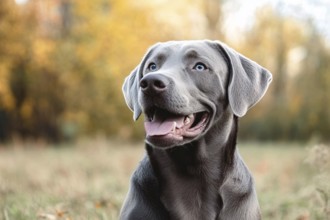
[122,66,142,120]
[122,46,156,120]
[216,42,272,117]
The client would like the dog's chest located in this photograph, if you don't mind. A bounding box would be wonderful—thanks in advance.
[159,164,221,220]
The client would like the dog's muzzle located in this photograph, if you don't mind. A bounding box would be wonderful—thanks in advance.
[140,74,210,148]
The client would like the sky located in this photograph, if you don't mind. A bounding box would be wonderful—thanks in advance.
[223,0,330,41]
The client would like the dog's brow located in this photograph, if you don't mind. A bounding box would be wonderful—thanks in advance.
[153,53,167,63]
[184,49,201,59]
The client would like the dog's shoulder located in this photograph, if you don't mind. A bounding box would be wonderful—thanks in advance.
[131,155,159,191]
[218,152,261,220]
[120,155,170,220]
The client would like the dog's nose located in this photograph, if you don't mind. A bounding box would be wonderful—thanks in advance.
[140,74,170,94]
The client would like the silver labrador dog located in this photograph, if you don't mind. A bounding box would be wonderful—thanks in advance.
[120,40,272,220]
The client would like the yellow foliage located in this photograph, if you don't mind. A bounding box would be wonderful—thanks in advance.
[20,100,33,120]
[0,63,15,110]
[32,39,56,68]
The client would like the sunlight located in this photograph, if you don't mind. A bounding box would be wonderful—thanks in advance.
[15,0,28,5]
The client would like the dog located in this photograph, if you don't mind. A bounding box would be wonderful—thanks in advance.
[120,40,272,220]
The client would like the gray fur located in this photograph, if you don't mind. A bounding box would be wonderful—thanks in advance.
[120,40,272,220]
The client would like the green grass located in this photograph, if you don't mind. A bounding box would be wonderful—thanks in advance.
[0,140,329,220]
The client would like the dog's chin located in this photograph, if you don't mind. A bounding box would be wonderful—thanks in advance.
[145,135,207,149]
[145,135,184,149]
[143,108,210,149]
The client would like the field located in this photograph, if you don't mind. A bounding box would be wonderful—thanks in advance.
[0,139,329,220]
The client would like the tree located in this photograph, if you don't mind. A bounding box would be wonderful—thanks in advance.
[237,6,330,141]
[237,6,305,140]
[292,26,330,141]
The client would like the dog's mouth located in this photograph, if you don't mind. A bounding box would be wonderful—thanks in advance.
[144,108,209,146]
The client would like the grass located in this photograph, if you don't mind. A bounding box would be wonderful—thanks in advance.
[0,139,329,220]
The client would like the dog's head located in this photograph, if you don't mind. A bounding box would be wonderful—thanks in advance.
[123,40,272,148]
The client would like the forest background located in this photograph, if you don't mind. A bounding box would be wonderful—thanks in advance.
[1,0,330,144]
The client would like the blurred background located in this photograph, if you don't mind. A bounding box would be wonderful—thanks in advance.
[1,0,329,143]
[0,0,329,219]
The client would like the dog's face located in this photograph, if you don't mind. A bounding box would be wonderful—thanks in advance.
[123,40,272,148]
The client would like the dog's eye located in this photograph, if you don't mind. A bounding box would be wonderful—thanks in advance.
[147,63,158,71]
[193,63,208,71]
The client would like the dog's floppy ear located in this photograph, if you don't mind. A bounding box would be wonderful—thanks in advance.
[217,42,272,117]
[122,66,142,120]
[122,46,156,120]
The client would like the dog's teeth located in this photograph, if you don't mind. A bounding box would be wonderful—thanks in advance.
[184,116,191,125]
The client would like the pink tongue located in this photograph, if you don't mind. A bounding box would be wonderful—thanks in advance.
[144,116,185,136]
